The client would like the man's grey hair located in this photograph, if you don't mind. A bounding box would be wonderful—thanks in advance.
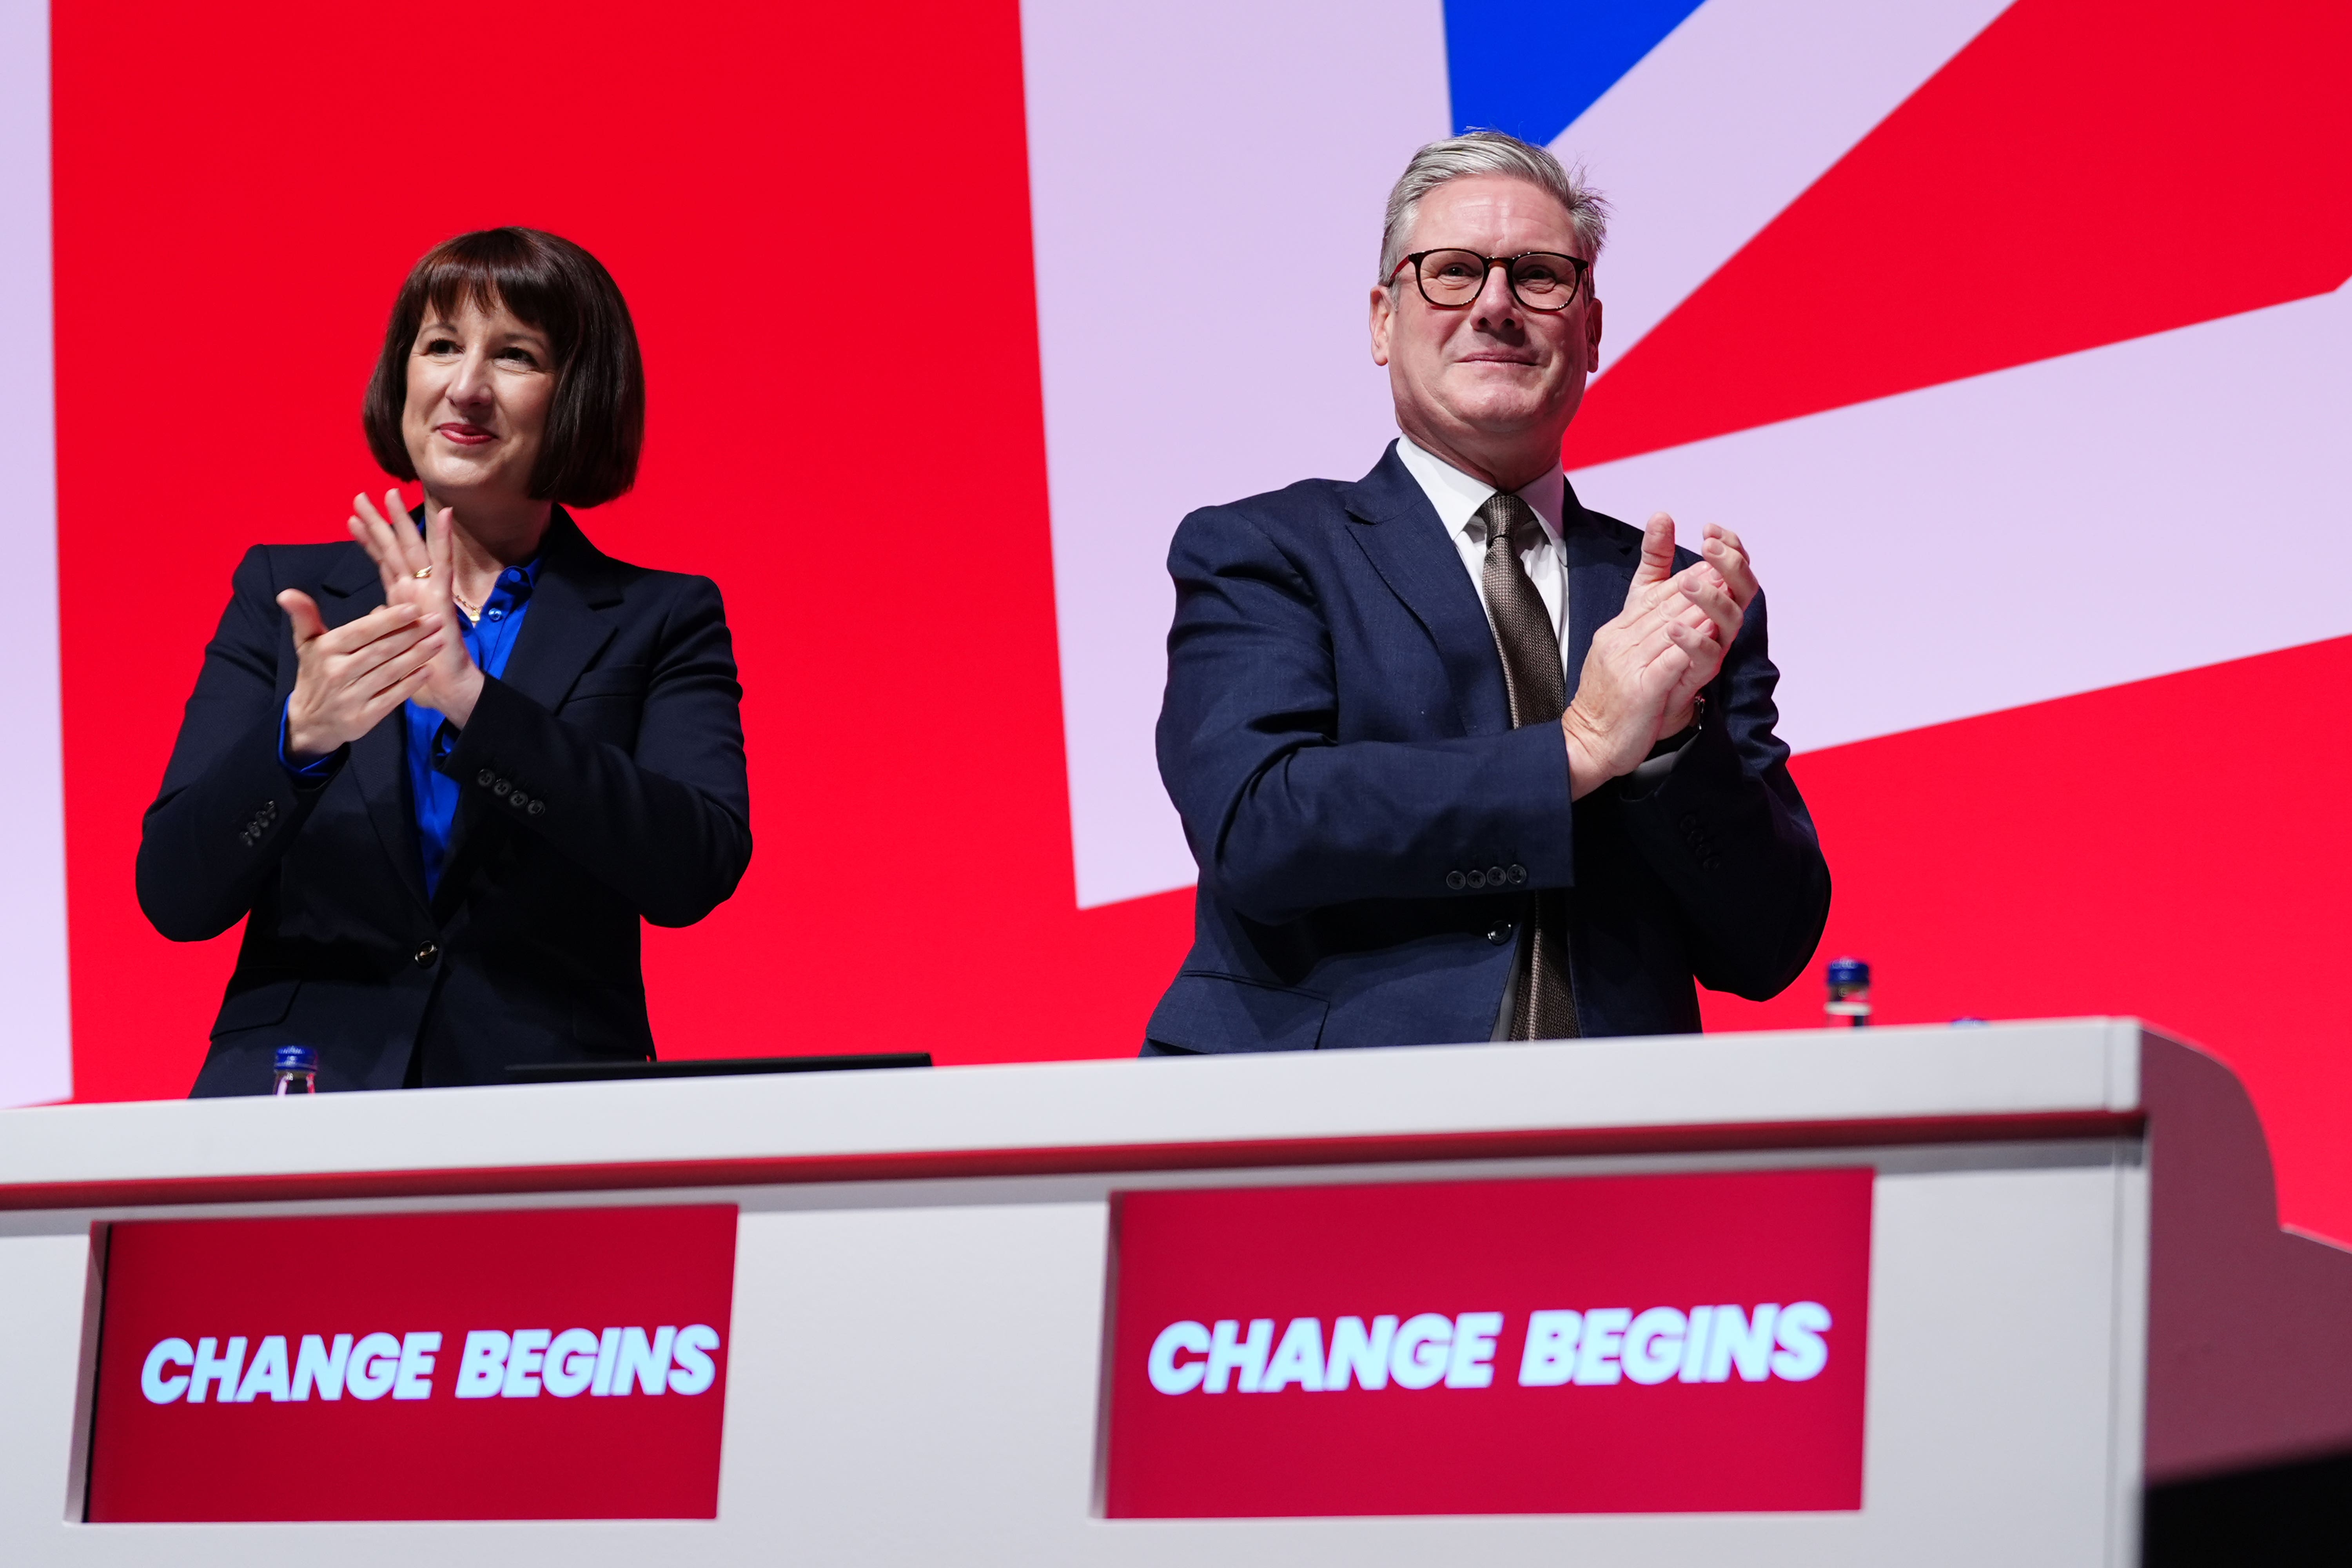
[1378,130,1610,285]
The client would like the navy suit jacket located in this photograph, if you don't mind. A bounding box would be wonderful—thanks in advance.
[139,510,752,1094]
[1147,442,1829,1051]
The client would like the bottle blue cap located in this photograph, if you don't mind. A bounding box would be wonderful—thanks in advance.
[273,1045,319,1072]
[1826,957,1871,986]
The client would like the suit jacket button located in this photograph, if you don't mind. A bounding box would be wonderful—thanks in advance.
[493,779,511,796]
[414,941,439,968]
[1466,868,1486,889]
[510,791,530,809]
[526,800,545,815]
[478,769,495,786]
[1486,924,1513,945]
[1487,865,1505,886]
[1446,870,1466,891]
[1507,864,1527,884]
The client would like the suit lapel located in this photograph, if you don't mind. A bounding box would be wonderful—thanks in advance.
[494,512,623,713]
[435,512,622,907]
[315,546,432,918]
[1340,443,1511,735]
[1561,475,1637,707]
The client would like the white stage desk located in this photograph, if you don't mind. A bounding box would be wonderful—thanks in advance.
[2,1020,2347,1564]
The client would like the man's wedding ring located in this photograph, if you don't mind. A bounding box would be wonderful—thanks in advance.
[413,566,434,579]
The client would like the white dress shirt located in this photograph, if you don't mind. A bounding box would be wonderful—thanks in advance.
[1393,433,1573,685]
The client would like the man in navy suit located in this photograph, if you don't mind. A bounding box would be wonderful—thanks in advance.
[1145,131,1829,1054]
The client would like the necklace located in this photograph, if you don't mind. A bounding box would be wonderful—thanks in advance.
[450,588,483,624]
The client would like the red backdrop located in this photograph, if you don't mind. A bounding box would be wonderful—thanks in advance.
[52,0,1192,1105]
[49,2,2352,1248]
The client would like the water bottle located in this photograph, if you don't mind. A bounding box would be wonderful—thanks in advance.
[272,1045,318,1096]
[1824,958,1871,1027]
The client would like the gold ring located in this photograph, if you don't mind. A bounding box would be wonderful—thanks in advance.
[412,566,434,580]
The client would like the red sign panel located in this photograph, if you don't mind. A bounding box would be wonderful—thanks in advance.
[87,1205,737,1522]
[1105,1169,1872,1517]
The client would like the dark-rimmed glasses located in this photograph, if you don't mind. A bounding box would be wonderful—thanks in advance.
[1391,249,1591,312]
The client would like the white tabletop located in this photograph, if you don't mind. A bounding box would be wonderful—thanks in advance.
[0,1020,2146,1194]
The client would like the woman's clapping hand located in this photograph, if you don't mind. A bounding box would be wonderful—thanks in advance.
[276,595,443,763]
[346,490,486,728]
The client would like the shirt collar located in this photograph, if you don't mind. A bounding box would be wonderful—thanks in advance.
[487,558,538,609]
[1394,433,1566,548]
[407,511,546,604]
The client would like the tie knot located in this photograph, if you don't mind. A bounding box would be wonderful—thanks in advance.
[1475,491,1543,555]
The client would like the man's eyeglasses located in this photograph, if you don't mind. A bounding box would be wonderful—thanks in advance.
[1392,249,1591,312]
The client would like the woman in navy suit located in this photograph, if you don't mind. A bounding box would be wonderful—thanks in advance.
[141,228,752,1093]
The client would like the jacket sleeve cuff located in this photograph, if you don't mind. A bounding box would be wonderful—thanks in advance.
[434,676,552,814]
[1615,697,1709,801]
[275,697,346,787]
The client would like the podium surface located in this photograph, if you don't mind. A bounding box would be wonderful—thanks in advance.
[2,1020,2345,1564]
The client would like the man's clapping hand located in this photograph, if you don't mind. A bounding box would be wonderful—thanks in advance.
[1560,514,1758,800]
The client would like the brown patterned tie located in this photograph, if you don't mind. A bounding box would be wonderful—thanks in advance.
[1476,492,1580,1040]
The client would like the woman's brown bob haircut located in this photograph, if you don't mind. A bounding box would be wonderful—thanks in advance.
[363,228,645,509]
